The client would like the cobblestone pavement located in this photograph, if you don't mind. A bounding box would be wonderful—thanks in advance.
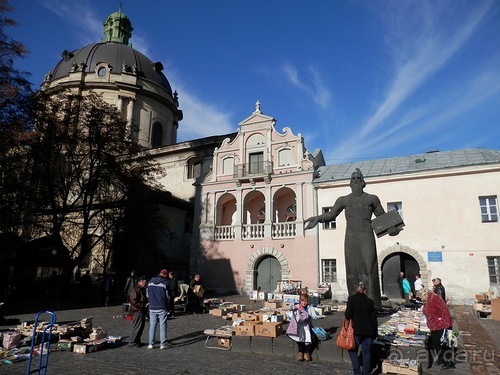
[453,306,500,375]
[0,296,498,375]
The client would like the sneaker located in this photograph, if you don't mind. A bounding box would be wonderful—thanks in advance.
[160,343,172,349]
[304,353,312,362]
[147,345,154,349]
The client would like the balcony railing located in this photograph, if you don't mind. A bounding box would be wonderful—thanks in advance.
[242,224,265,239]
[234,161,273,178]
[214,222,297,240]
[272,222,296,238]
[215,225,235,240]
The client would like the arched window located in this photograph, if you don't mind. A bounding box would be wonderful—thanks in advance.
[151,122,163,148]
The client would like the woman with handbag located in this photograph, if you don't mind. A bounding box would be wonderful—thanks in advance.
[344,282,378,375]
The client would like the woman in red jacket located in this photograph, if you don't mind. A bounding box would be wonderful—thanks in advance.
[420,288,454,369]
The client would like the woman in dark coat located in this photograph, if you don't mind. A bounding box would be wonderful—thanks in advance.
[345,282,378,375]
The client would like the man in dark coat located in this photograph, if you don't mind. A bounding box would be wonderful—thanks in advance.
[127,276,148,347]
[167,271,178,317]
[432,278,446,301]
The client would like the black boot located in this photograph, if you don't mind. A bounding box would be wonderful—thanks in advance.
[427,352,442,368]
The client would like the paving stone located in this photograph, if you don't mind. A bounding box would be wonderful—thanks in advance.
[231,335,252,353]
[251,336,273,355]
[271,334,295,358]
[317,337,343,363]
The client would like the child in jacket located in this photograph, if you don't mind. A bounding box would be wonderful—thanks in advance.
[285,294,319,362]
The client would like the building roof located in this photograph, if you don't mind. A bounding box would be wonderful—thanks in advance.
[314,148,500,183]
[46,9,173,96]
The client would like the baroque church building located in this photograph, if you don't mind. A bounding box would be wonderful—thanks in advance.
[26,8,500,303]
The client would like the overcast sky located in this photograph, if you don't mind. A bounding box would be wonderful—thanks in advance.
[9,0,500,163]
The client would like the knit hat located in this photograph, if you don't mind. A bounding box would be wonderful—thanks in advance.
[138,275,147,281]
[160,269,168,277]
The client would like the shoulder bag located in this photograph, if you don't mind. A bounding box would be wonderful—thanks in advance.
[336,318,356,350]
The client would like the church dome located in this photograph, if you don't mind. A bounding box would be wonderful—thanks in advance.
[45,9,173,97]
[49,42,173,96]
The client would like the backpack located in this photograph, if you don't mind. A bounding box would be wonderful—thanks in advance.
[312,326,330,341]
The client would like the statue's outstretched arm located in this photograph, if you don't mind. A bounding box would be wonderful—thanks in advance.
[305,199,343,230]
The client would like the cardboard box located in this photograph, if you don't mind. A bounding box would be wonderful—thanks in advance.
[235,325,255,336]
[243,320,261,327]
[230,304,245,312]
[491,298,500,321]
[193,285,204,297]
[475,293,488,301]
[473,303,491,313]
[242,312,259,321]
[89,330,106,341]
[255,322,283,338]
[473,303,483,312]
[261,314,284,323]
[209,308,224,317]
[382,359,421,375]
[217,337,231,348]
[264,301,282,309]
[73,342,98,354]
[231,313,242,321]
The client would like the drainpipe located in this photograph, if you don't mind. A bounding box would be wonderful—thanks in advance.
[313,185,321,287]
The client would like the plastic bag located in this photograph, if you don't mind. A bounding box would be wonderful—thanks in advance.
[312,326,330,341]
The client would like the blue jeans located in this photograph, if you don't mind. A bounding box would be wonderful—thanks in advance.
[149,310,168,346]
[348,336,373,375]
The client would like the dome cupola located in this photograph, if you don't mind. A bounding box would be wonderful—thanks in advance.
[102,9,133,45]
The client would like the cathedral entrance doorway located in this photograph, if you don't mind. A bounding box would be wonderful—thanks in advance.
[381,252,420,298]
[254,255,281,292]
